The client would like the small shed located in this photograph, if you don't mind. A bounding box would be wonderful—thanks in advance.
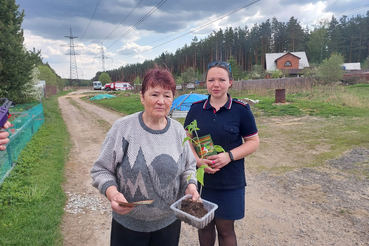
[342,63,361,70]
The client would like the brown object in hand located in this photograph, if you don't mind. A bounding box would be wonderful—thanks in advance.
[115,199,154,207]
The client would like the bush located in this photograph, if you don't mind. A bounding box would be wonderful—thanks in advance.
[317,53,345,84]
[270,70,283,78]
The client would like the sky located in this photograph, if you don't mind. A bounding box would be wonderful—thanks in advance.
[15,0,369,80]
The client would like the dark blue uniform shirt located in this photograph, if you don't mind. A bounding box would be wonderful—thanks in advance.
[184,94,258,190]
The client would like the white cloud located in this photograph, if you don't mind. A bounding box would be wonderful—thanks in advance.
[117,42,153,56]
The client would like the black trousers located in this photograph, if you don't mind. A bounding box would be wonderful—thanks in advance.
[110,218,181,246]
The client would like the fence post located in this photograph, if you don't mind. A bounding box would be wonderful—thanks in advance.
[31,114,34,134]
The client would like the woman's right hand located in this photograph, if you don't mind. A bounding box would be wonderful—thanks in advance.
[106,186,134,215]
[198,157,220,174]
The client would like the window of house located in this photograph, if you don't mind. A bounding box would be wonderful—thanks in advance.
[284,61,292,67]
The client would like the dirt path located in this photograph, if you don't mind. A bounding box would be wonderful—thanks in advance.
[59,89,369,246]
[59,90,118,246]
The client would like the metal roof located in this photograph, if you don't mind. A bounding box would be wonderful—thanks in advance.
[265,52,310,71]
[342,63,361,70]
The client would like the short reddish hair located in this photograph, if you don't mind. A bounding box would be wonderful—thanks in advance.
[141,69,176,96]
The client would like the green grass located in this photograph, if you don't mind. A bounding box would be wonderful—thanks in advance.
[0,92,71,246]
[231,84,369,118]
[246,113,369,175]
[88,93,144,115]
[229,84,369,174]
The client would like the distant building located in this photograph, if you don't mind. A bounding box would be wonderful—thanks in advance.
[265,52,310,76]
[35,80,46,97]
[341,63,368,83]
[341,63,361,70]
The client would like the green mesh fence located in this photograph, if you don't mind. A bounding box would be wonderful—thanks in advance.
[0,103,44,184]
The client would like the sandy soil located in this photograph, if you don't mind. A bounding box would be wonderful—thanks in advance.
[59,89,369,246]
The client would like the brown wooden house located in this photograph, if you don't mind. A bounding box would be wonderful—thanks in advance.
[265,52,310,76]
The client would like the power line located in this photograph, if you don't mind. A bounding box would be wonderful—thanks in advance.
[101,0,144,43]
[335,4,369,16]
[79,0,143,77]
[106,0,168,49]
[306,4,369,26]
[136,0,260,55]
[80,0,102,40]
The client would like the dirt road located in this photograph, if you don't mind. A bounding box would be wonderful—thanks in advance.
[59,89,369,246]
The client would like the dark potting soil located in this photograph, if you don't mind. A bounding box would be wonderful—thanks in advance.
[180,198,208,218]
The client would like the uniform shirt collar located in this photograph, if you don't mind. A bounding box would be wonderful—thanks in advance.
[203,93,232,110]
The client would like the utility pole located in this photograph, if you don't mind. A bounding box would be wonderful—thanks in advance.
[62,28,83,86]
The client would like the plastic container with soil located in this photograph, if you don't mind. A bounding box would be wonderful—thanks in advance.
[170,194,218,229]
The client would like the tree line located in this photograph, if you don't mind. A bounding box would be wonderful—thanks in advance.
[93,11,369,83]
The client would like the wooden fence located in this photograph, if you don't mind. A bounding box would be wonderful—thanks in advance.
[232,77,314,93]
[45,85,57,98]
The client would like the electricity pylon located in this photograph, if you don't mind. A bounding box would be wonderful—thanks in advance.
[98,42,112,72]
[62,28,83,86]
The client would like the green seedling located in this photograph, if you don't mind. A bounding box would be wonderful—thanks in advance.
[183,119,225,196]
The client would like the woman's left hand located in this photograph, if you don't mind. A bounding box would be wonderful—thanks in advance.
[185,183,200,201]
[206,152,230,170]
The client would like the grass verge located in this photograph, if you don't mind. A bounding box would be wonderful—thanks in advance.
[0,92,71,246]
[88,93,144,115]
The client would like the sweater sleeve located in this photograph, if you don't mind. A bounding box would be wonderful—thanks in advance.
[90,125,120,196]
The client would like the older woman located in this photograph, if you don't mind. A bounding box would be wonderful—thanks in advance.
[0,121,11,151]
[91,68,199,246]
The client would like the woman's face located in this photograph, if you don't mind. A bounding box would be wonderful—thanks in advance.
[140,85,173,119]
[206,67,233,98]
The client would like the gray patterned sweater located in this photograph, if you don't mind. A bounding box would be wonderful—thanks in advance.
[90,111,197,232]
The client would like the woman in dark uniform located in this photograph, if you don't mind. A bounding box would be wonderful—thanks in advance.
[184,61,260,246]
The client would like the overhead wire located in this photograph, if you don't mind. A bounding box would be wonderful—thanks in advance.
[82,0,144,75]
[82,0,167,75]
[78,0,102,79]
[136,0,260,55]
[80,0,102,39]
[137,1,369,55]
[100,0,144,43]
[106,0,168,49]
[306,4,369,26]
[335,4,369,16]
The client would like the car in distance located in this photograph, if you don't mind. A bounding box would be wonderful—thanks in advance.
[186,83,195,89]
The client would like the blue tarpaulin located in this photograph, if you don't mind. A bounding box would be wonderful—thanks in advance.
[171,94,208,111]
[90,94,116,100]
